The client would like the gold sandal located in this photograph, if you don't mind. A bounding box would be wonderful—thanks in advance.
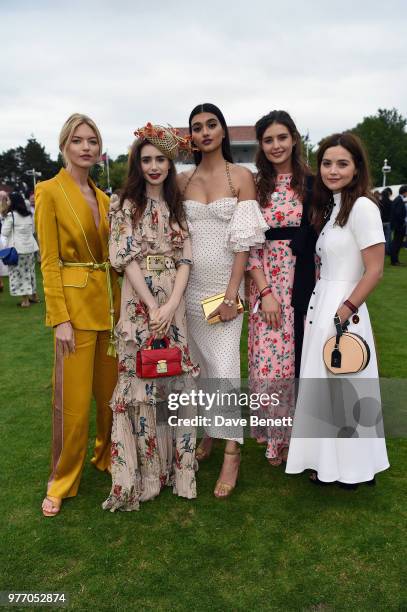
[42,495,62,517]
[214,447,240,499]
[195,437,213,462]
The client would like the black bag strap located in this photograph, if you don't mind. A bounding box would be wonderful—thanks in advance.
[333,313,349,345]
[330,313,349,368]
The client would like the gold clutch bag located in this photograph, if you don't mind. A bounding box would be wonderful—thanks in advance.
[201,292,244,325]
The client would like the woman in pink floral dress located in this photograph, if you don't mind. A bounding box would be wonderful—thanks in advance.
[103,125,199,512]
[248,111,316,465]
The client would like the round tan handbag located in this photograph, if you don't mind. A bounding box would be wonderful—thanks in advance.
[323,314,370,375]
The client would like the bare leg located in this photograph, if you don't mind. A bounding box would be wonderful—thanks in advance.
[196,434,213,461]
[214,440,241,498]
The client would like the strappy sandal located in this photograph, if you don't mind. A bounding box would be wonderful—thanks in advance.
[214,447,240,499]
[42,495,62,517]
[195,437,213,462]
[268,457,282,467]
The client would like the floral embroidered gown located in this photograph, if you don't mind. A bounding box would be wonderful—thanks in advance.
[103,195,199,512]
[247,174,302,461]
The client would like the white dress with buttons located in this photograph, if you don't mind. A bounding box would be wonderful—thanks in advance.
[286,194,390,483]
[184,197,267,441]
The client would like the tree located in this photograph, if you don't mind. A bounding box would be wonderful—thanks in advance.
[351,108,407,186]
[0,148,23,187]
[301,133,317,172]
[21,137,61,191]
[0,137,61,193]
[97,156,128,192]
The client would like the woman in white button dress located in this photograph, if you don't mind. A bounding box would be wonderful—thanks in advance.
[178,103,267,497]
[286,132,390,488]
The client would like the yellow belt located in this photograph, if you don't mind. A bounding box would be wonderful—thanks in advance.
[59,260,116,357]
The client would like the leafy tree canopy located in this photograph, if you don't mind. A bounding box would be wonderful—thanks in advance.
[0,136,61,193]
[351,108,407,186]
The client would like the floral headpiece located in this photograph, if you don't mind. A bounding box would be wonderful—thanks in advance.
[134,122,192,160]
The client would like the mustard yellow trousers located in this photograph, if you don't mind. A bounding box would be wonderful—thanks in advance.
[47,329,117,499]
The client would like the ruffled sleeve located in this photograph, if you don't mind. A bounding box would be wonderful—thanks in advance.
[109,195,142,272]
[225,199,268,253]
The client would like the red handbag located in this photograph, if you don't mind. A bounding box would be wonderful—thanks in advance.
[136,336,183,379]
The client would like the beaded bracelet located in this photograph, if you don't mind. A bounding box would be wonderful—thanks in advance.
[223,297,236,307]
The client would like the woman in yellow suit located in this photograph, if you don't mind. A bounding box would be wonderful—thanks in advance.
[35,113,120,517]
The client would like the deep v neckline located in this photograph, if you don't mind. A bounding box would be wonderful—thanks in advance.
[80,185,101,230]
[63,168,102,231]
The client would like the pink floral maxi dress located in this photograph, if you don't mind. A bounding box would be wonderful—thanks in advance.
[103,196,199,512]
[247,174,302,462]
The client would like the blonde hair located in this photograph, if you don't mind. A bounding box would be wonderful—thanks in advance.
[0,191,10,216]
[59,113,103,165]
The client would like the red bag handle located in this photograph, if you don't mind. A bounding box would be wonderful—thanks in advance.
[145,336,170,349]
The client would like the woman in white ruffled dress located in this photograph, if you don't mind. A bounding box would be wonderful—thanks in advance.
[178,103,267,498]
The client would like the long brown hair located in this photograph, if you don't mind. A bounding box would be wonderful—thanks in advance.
[255,110,310,207]
[119,138,186,229]
[312,132,377,232]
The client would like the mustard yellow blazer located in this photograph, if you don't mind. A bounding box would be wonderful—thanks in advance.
[35,168,120,330]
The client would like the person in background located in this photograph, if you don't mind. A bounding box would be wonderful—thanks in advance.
[1,192,39,307]
[379,187,392,256]
[0,191,10,292]
[390,185,407,266]
[29,193,35,216]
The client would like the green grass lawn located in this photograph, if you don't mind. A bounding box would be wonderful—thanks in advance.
[0,253,406,612]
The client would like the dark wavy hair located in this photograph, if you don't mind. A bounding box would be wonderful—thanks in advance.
[255,110,310,208]
[119,139,186,229]
[188,103,233,165]
[9,192,31,217]
[312,132,377,232]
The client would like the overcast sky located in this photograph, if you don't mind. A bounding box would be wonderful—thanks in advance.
[1,0,406,159]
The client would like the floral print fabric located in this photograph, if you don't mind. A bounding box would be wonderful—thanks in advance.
[103,196,199,512]
[247,174,302,461]
[8,252,37,296]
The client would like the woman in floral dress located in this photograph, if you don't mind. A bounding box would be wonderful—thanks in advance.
[103,124,199,512]
[248,111,316,465]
